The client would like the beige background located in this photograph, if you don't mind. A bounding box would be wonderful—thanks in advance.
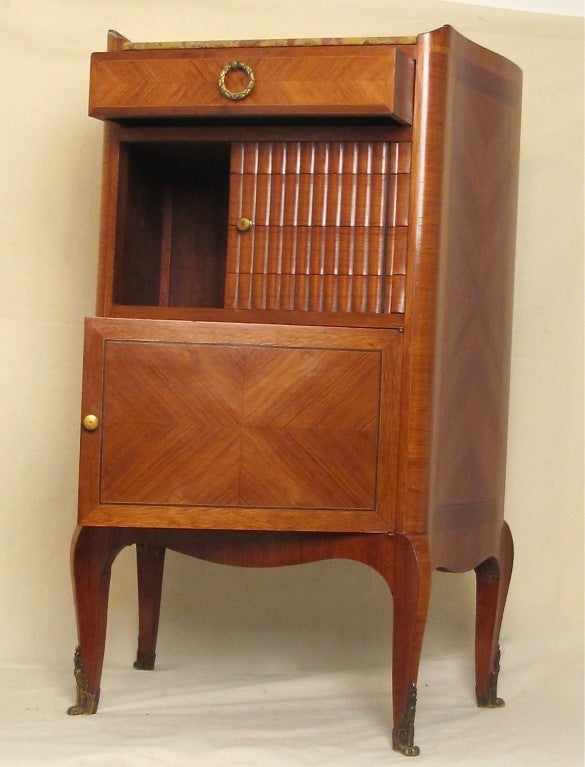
[0,1,582,764]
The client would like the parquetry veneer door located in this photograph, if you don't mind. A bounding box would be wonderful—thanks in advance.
[68,26,521,757]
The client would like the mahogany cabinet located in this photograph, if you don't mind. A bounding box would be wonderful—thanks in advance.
[68,26,522,756]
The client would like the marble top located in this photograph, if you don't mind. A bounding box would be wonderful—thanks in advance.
[122,36,417,51]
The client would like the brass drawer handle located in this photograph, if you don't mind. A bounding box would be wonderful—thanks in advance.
[82,414,99,432]
[236,216,253,232]
[218,61,255,101]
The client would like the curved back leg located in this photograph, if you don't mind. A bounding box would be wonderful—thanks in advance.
[134,543,166,670]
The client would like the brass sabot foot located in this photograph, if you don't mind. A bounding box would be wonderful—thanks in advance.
[67,646,99,715]
[392,736,421,757]
[67,698,98,716]
[392,684,420,756]
[476,646,505,709]
[476,691,505,709]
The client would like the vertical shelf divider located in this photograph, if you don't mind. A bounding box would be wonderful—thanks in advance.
[158,185,174,307]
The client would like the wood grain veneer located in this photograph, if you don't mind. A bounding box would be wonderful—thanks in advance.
[89,44,414,122]
[69,26,522,757]
[78,317,401,532]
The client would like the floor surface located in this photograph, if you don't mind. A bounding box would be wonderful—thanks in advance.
[0,629,581,766]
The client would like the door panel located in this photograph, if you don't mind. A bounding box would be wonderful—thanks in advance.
[78,318,401,532]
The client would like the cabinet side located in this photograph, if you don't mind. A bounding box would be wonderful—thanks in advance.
[427,28,522,571]
[396,27,451,534]
[93,31,128,314]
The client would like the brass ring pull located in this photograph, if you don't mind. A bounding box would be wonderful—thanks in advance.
[218,61,255,101]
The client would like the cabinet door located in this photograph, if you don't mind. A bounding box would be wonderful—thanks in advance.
[225,141,410,314]
[78,318,402,532]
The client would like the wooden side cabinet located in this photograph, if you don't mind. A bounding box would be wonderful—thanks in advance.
[68,26,522,757]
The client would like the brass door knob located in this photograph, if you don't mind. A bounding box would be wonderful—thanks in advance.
[236,217,253,232]
[82,414,100,432]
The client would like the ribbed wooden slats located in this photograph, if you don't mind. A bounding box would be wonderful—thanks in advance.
[225,141,409,313]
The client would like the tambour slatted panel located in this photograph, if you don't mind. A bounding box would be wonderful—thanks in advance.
[225,141,410,314]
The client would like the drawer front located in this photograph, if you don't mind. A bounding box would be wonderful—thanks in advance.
[89,45,414,123]
[78,318,402,532]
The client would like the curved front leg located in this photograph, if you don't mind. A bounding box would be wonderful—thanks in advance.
[475,522,514,708]
[67,526,126,715]
[390,534,432,756]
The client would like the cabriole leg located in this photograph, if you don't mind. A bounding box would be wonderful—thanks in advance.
[134,543,166,670]
[390,535,432,757]
[67,526,125,715]
[475,522,514,708]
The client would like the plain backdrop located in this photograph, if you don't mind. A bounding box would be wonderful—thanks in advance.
[0,1,582,765]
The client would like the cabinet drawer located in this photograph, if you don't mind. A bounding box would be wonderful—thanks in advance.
[89,44,414,123]
[78,317,402,532]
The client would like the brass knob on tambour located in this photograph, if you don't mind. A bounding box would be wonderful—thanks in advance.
[236,217,253,232]
[82,414,99,432]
